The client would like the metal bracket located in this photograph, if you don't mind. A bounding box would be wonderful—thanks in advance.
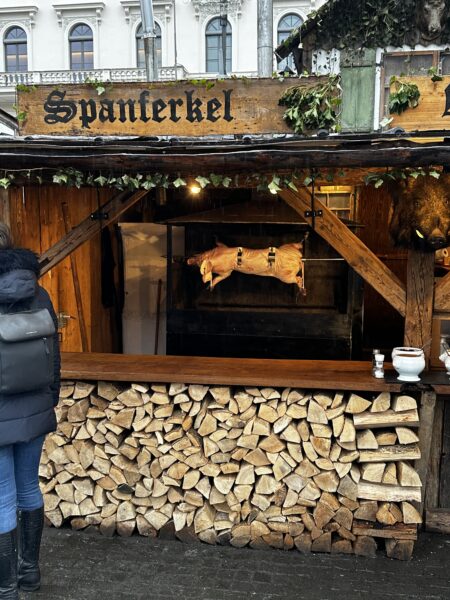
[236,247,243,267]
[90,211,109,221]
[304,210,323,218]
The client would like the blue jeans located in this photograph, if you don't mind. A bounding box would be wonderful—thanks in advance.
[0,435,45,534]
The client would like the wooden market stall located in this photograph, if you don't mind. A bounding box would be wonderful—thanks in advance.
[1,76,450,559]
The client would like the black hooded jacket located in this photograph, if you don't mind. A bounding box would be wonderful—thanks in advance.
[0,248,60,446]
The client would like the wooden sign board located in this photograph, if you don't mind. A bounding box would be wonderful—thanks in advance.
[390,76,450,132]
[17,78,309,137]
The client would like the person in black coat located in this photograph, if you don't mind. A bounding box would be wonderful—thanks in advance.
[0,223,60,599]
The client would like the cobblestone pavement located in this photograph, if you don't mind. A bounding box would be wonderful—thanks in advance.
[20,528,450,600]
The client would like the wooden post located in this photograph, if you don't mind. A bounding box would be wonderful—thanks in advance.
[426,398,444,510]
[415,391,437,515]
[403,250,436,518]
[0,189,10,227]
[403,249,435,362]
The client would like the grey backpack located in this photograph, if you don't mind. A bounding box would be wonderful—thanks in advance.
[0,302,56,395]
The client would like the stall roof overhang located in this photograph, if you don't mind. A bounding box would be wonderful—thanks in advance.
[1,131,450,174]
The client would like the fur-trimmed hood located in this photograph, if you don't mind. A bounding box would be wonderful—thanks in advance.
[0,248,40,276]
[0,248,39,305]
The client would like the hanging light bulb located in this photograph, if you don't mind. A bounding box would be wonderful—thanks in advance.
[190,184,202,194]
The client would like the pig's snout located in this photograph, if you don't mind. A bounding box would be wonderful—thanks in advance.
[429,228,448,250]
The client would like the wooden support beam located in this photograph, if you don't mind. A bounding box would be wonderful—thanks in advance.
[415,391,437,514]
[278,188,407,316]
[61,202,89,352]
[38,190,148,275]
[0,189,10,227]
[404,249,435,361]
[434,271,450,312]
[427,400,444,513]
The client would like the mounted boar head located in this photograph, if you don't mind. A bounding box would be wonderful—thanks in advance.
[417,0,447,42]
[389,176,450,251]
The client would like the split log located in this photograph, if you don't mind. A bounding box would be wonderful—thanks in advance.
[353,536,377,557]
[358,444,421,463]
[375,431,398,446]
[42,382,421,561]
[395,427,419,445]
[345,394,371,414]
[307,401,328,425]
[357,482,421,503]
[361,463,385,483]
[353,410,419,429]
[397,461,422,487]
[370,392,391,413]
[402,502,422,525]
[392,396,417,412]
[385,539,414,561]
[356,430,378,450]
[353,521,417,540]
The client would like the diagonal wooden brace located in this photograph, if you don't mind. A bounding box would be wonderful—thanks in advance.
[38,189,148,275]
[279,187,407,316]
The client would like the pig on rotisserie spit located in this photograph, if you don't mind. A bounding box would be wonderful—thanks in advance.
[389,176,450,251]
[187,241,305,293]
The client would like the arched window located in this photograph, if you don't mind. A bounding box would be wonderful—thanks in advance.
[206,17,231,74]
[136,22,162,70]
[69,24,94,70]
[277,13,302,73]
[4,26,27,72]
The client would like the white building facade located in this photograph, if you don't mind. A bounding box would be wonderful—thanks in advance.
[0,0,326,115]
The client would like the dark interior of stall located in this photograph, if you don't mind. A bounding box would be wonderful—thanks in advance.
[117,185,384,360]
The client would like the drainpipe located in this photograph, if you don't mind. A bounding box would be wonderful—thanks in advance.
[139,0,158,81]
[257,0,273,77]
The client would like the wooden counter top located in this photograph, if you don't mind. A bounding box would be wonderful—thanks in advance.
[61,352,417,392]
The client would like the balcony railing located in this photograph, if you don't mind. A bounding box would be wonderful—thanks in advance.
[0,65,190,87]
[0,66,260,88]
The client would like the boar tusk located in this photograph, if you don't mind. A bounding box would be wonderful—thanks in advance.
[415,229,425,239]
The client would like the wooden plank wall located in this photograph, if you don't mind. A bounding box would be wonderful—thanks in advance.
[7,185,117,353]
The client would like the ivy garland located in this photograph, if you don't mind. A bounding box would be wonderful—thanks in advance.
[0,166,442,193]
[278,76,342,134]
[364,168,441,188]
[0,169,306,193]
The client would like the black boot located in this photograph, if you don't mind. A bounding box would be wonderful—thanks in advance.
[17,507,44,592]
[0,529,18,600]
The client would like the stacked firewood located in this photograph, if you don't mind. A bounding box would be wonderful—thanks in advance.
[39,382,422,560]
